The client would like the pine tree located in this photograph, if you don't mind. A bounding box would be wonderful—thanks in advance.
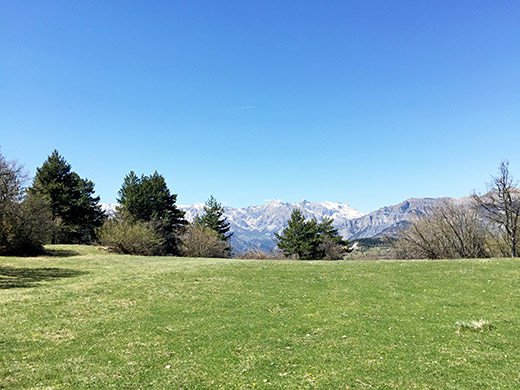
[275,209,347,260]
[316,216,348,260]
[195,195,233,242]
[29,150,104,244]
[117,171,187,255]
[275,209,319,260]
[317,217,346,246]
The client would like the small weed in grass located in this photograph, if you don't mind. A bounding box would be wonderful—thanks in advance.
[456,319,495,334]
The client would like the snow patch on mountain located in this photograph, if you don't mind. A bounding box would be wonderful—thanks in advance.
[179,199,363,252]
[101,197,470,254]
[100,203,118,218]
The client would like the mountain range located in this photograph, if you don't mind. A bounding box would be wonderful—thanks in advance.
[101,197,468,253]
[181,199,363,253]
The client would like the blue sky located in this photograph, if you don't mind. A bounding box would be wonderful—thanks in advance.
[1,1,519,213]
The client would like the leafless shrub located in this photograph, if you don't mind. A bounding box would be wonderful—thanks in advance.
[394,200,490,259]
[180,223,230,258]
[0,153,52,255]
[472,160,520,258]
[235,248,285,260]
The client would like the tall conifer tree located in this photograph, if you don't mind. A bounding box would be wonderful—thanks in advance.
[117,171,187,255]
[275,209,318,259]
[195,195,233,242]
[29,150,104,244]
[275,209,347,260]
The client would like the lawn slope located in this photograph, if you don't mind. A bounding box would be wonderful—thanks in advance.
[1,246,519,389]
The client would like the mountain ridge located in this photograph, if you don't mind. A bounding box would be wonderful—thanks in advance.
[100,197,466,253]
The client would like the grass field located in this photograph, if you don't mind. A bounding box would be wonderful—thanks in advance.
[1,246,519,389]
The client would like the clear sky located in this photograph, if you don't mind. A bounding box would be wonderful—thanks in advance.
[1,1,519,213]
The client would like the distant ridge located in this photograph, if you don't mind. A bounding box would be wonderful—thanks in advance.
[101,197,468,253]
[180,199,363,252]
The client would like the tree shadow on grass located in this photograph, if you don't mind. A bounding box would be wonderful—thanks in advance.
[44,248,80,257]
[0,266,87,289]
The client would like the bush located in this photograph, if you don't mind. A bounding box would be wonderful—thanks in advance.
[235,248,285,260]
[96,220,166,256]
[394,201,490,259]
[0,153,53,256]
[318,235,348,260]
[180,223,230,258]
[0,212,45,256]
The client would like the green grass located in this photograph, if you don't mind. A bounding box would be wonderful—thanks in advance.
[1,246,519,389]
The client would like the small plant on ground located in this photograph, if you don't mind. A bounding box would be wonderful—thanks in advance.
[456,319,495,335]
[96,220,166,256]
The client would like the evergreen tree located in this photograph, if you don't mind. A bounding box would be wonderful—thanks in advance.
[317,217,346,245]
[275,209,347,260]
[275,209,319,260]
[316,217,348,260]
[117,171,187,255]
[29,150,104,244]
[195,195,233,242]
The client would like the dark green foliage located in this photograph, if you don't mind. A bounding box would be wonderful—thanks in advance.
[317,216,346,245]
[195,195,233,242]
[96,220,166,256]
[116,171,187,255]
[29,150,104,244]
[0,194,53,256]
[275,209,318,260]
[275,209,348,260]
[0,152,52,255]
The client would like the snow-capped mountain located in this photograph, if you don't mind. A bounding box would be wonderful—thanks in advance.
[100,197,470,253]
[100,199,363,253]
[180,199,363,252]
[100,203,118,218]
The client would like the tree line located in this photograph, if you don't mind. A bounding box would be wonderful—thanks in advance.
[0,150,233,257]
[2,149,519,260]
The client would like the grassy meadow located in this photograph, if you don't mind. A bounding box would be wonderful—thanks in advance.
[1,246,519,389]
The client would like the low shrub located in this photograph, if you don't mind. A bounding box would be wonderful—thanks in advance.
[0,194,53,256]
[179,223,230,258]
[96,220,166,256]
[394,201,490,259]
[0,153,53,256]
[0,217,43,256]
[235,248,285,260]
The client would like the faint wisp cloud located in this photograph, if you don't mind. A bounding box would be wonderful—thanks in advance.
[233,105,256,110]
